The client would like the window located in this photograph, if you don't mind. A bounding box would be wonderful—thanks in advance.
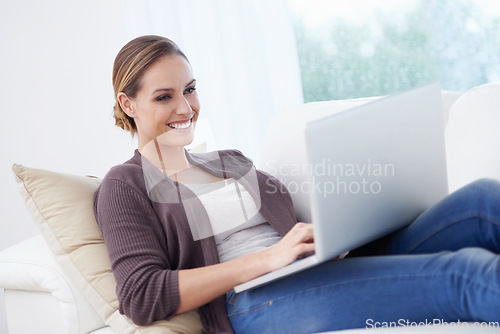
[288,0,500,102]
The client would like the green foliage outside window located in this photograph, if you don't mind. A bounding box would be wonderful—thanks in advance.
[291,0,500,102]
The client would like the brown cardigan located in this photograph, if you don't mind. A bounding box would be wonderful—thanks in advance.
[93,149,297,333]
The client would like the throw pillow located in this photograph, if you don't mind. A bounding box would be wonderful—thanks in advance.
[12,163,207,334]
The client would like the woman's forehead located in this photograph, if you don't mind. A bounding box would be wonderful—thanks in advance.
[141,55,194,90]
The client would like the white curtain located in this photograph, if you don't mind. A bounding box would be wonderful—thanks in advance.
[124,0,304,162]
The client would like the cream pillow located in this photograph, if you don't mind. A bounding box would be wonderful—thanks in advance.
[445,82,500,192]
[12,163,207,334]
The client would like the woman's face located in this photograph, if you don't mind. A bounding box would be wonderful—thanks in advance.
[123,55,200,150]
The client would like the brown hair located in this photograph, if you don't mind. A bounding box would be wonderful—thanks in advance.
[112,35,188,136]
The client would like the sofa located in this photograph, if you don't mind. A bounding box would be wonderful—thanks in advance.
[1,83,499,334]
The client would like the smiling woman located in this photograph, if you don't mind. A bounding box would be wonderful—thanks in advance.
[91,34,500,334]
[112,36,195,139]
[116,56,199,151]
[111,36,202,179]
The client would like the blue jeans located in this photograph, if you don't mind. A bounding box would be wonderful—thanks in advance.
[226,179,500,333]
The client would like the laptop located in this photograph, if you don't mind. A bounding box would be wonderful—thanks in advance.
[234,82,449,293]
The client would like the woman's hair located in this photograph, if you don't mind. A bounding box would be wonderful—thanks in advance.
[112,35,188,136]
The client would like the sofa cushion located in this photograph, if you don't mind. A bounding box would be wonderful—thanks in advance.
[445,82,500,192]
[12,164,207,334]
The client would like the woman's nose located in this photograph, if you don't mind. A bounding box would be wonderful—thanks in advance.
[175,96,193,115]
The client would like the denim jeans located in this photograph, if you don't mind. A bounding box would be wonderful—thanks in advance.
[226,179,500,333]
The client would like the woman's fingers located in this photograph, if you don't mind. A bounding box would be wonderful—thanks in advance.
[262,222,316,272]
[288,222,314,244]
[295,241,316,254]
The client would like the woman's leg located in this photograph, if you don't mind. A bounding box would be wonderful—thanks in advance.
[350,178,500,256]
[227,247,500,333]
[227,179,500,333]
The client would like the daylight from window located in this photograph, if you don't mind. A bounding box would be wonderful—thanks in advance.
[288,0,500,102]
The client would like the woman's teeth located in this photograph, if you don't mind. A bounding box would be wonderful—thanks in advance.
[168,119,191,129]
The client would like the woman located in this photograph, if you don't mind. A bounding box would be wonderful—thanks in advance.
[94,35,500,333]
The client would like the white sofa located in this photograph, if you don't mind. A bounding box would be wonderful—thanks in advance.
[4,236,500,334]
[1,83,500,334]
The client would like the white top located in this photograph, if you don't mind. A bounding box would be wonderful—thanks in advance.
[184,178,281,262]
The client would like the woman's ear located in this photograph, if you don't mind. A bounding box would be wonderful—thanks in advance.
[117,92,135,118]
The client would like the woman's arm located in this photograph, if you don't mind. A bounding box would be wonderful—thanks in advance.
[95,176,184,325]
[177,222,315,313]
[96,169,313,323]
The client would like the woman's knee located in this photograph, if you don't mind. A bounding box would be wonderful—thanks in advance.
[462,178,500,193]
[430,178,500,227]
[455,178,500,203]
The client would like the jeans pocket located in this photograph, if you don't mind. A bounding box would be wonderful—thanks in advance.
[225,290,240,316]
[226,290,275,318]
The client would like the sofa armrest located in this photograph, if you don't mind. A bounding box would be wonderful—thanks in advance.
[0,235,107,334]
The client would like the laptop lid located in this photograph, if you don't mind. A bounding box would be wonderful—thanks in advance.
[305,82,449,260]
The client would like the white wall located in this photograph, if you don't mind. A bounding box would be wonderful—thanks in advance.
[0,1,135,332]
[0,0,137,247]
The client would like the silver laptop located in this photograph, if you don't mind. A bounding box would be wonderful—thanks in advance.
[234,82,449,293]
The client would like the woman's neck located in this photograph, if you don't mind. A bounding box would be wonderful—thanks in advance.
[139,138,190,177]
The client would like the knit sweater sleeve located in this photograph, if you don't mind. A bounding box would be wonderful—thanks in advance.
[94,175,180,326]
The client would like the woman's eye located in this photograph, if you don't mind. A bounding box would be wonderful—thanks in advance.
[156,94,171,102]
[185,86,197,94]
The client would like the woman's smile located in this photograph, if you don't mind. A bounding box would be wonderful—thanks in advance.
[167,115,194,131]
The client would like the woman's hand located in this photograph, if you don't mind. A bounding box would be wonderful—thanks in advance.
[262,222,315,272]
[177,222,314,314]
